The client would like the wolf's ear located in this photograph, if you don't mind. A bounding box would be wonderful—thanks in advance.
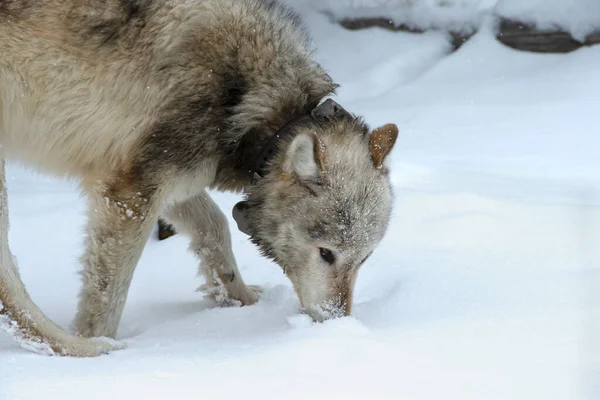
[232,201,252,236]
[311,98,351,120]
[282,132,326,182]
[369,123,398,169]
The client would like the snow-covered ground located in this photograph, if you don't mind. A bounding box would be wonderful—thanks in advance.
[2,2,599,399]
[314,0,600,41]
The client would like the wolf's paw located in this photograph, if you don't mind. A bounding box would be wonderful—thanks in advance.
[86,336,126,355]
[197,284,241,307]
[54,336,126,358]
[233,284,263,306]
[197,284,262,308]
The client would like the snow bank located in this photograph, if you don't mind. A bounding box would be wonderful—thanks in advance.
[307,0,600,40]
[496,0,600,41]
[307,0,491,33]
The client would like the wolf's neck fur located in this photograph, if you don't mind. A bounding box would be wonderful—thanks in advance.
[209,99,320,193]
[206,45,337,193]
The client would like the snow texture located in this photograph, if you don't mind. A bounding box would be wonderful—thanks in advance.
[310,0,600,40]
[1,2,600,400]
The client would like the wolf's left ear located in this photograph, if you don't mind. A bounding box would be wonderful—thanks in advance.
[282,132,326,182]
[232,201,252,236]
[369,123,398,169]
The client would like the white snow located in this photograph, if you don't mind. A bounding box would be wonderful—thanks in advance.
[312,0,600,40]
[1,3,600,400]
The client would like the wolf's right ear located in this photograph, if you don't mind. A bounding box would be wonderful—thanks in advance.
[282,132,327,183]
[369,123,398,169]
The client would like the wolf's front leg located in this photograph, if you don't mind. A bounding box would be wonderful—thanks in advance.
[74,179,159,339]
[164,191,261,306]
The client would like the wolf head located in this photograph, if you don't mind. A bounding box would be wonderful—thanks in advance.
[234,100,397,321]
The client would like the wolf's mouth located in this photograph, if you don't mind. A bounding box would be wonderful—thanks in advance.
[302,298,347,322]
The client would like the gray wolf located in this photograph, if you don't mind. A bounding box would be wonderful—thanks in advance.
[0,0,398,357]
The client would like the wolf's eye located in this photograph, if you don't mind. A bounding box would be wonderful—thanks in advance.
[319,248,335,265]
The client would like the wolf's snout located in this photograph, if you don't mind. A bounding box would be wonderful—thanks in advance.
[302,295,351,322]
[293,267,358,322]
[304,305,345,322]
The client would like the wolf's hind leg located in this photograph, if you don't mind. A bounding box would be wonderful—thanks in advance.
[0,150,124,356]
[164,191,261,306]
[74,177,160,339]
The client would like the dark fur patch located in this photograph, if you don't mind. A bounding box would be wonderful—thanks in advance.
[135,115,215,181]
[213,128,265,189]
[0,0,34,18]
[137,63,252,182]
[66,0,148,47]
[121,0,141,22]
[134,92,252,189]
[221,72,247,115]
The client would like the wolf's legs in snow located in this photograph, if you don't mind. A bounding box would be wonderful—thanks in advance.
[74,179,159,339]
[0,150,122,356]
[164,191,261,306]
